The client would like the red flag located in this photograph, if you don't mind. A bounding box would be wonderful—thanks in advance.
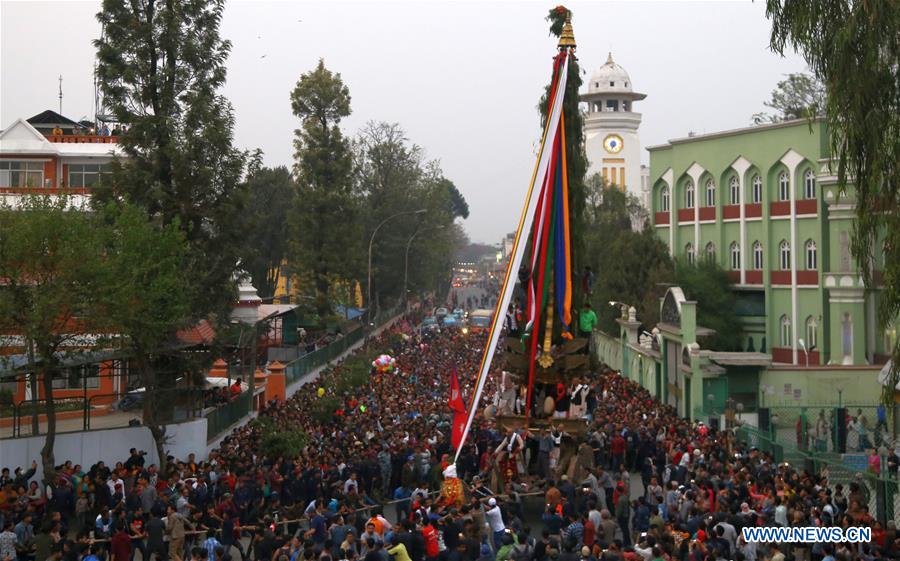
[449,369,466,413]
[452,409,468,450]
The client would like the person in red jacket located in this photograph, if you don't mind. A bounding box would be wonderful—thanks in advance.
[610,431,626,470]
[421,519,440,561]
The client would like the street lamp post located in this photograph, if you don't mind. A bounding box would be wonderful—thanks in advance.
[367,209,426,323]
[608,300,629,319]
[404,225,444,312]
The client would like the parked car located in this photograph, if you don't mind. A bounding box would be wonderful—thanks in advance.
[421,316,439,332]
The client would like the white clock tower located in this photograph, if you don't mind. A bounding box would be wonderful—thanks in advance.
[581,53,646,205]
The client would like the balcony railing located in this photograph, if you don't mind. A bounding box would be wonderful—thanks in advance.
[46,135,118,144]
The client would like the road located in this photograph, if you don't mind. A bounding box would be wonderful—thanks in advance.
[450,284,491,311]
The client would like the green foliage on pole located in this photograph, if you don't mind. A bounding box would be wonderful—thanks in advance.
[540,6,588,306]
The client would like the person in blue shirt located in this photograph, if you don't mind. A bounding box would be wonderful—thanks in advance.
[875,404,888,444]
[541,505,564,536]
[307,503,328,544]
[82,545,102,561]
[393,485,412,522]
[203,535,222,561]
[632,497,651,536]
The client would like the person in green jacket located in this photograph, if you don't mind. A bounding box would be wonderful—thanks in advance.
[578,303,598,338]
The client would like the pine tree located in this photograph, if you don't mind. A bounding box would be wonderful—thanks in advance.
[289,60,361,317]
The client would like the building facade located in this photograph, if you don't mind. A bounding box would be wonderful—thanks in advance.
[0,111,127,405]
[581,53,649,206]
[647,119,893,368]
[0,111,121,208]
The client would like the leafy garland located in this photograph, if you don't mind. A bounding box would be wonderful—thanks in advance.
[547,5,570,37]
[540,6,588,307]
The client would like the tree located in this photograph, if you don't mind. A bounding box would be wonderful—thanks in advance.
[580,177,673,332]
[0,196,104,485]
[94,0,248,320]
[766,0,900,405]
[237,166,294,299]
[289,59,362,316]
[751,72,826,124]
[96,203,192,469]
[674,259,744,351]
[354,122,467,307]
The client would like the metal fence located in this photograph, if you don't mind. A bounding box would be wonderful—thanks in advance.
[205,390,252,442]
[2,388,204,439]
[735,424,899,524]
[762,403,893,454]
[284,307,402,387]
[0,310,404,442]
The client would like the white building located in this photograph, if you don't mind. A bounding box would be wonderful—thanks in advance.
[581,53,648,208]
[0,110,122,209]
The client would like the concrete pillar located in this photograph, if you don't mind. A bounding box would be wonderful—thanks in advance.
[209,359,228,378]
[681,302,697,345]
[266,361,287,403]
[253,368,267,410]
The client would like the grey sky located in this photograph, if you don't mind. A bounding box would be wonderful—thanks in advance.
[1,1,807,244]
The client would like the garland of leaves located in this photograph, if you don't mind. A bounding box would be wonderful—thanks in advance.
[540,6,588,307]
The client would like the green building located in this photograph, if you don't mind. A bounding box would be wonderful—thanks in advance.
[646,119,894,368]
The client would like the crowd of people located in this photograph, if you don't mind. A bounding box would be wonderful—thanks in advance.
[1,305,898,561]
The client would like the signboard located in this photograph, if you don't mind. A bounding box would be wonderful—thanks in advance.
[841,454,869,473]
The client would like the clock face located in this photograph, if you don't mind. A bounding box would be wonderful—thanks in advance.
[603,134,624,154]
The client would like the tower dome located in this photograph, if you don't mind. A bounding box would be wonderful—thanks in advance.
[580,51,648,210]
[586,53,644,98]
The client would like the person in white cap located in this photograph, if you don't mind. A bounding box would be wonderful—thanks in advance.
[485,497,506,551]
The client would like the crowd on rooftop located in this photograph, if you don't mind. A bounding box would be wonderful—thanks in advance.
[1,305,898,561]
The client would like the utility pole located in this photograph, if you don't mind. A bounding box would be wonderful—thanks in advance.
[58,75,63,115]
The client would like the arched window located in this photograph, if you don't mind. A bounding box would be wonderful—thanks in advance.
[841,313,853,357]
[685,243,695,265]
[885,322,897,359]
[729,177,739,205]
[659,186,670,212]
[705,180,716,207]
[780,315,792,347]
[705,242,716,262]
[752,174,762,203]
[730,242,741,270]
[804,169,816,199]
[805,316,818,349]
[753,241,763,270]
[780,240,791,270]
[685,181,695,208]
[805,239,817,270]
[778,171,790,201]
